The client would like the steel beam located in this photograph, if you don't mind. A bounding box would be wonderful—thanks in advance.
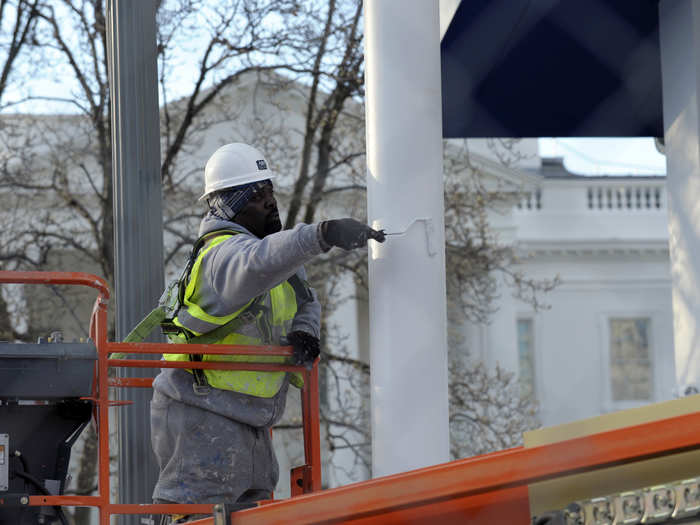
[105,0,164,518]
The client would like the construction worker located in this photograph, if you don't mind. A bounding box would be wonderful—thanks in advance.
[150,143,384,522]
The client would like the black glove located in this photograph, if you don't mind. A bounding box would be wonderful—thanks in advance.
[320,218,386,250]
[287,330,321,368]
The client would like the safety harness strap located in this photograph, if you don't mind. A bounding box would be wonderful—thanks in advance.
[122,307,166,344]
[286,273,313,304]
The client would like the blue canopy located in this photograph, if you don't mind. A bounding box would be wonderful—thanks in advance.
[441,0,663,138]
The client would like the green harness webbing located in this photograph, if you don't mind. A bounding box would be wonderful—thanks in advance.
[122,308,167,344]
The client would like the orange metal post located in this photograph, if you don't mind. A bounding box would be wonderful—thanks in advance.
[303,361,322,492]
[91,285,111,525]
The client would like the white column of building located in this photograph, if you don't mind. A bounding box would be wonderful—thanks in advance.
[484,208,520,374]
[364,0,450,478]
[486,274,520,374]
[659,0,700,393]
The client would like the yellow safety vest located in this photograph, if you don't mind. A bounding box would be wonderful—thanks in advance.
[163,234,303,397]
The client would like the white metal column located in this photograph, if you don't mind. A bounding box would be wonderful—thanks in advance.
[659,0,700,393]
[364,0,450,478]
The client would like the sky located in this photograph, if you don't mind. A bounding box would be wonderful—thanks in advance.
[538,137,667,176]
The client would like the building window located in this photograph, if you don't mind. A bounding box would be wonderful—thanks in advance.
[609,318,652,402]
[517,319,535,398]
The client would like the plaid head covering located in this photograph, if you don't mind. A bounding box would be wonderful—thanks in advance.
[206,179,272,221]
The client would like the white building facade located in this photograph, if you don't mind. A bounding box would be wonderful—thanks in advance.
[461,155,676,428]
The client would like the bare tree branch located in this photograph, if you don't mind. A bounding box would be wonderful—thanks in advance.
[0,0,41,107]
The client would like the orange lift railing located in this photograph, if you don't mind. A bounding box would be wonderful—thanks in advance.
[0,271,321,525]
[222,409,700,524]
[4,271,700,525]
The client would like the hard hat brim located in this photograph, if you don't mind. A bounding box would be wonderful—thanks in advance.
[198,172,276,201]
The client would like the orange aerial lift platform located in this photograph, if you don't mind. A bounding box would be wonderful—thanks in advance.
[1,271,700,525]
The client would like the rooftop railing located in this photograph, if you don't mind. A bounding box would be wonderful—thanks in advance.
[516,180,666,212]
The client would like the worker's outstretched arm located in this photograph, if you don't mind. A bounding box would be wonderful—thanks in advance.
[196,220,374,314]
[199,222,321,313]
[198,216,382,315]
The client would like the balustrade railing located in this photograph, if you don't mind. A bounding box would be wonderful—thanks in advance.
[587,185,664,210]
[516,183,666,212]
[517,189,542,210]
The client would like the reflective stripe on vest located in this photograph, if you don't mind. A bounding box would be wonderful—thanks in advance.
[163,233,303,397]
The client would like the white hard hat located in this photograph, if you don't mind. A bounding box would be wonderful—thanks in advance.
[199,143,276,201]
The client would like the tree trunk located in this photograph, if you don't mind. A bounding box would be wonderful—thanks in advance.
[303,118,336,224]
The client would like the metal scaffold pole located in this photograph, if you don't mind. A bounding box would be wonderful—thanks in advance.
[106,0,164,519]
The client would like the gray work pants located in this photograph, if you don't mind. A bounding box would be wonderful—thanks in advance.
[150,390,279,505]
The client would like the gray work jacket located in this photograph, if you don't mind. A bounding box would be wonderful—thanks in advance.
[152,213,325,427]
